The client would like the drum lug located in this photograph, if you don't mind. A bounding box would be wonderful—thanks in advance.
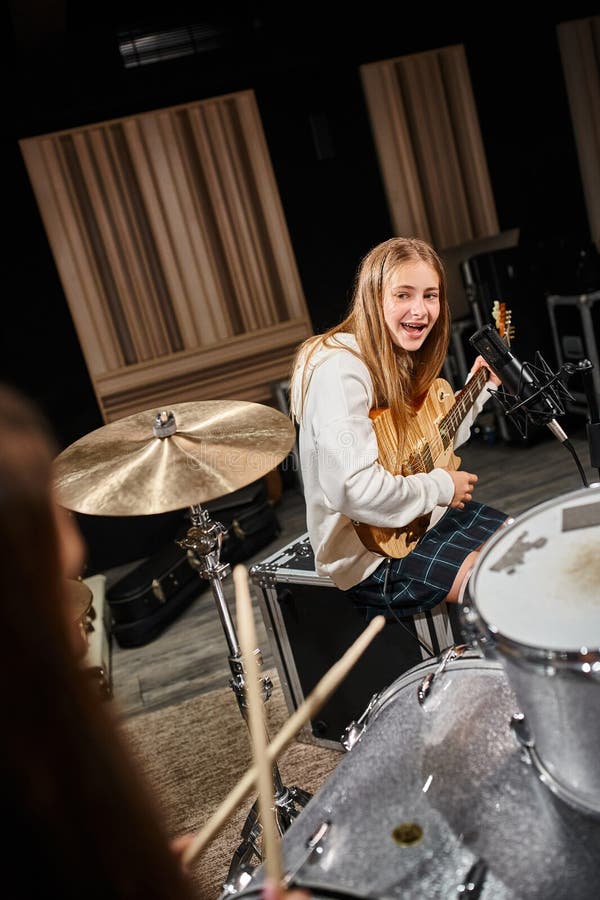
[510,712,535,750]
[305,819,331,856]
[282,820,332,887]
[341,691,381,751]
[459,603,497,657]
[457,857,489,897]
[221,863,255,896]
[417,643,468,704]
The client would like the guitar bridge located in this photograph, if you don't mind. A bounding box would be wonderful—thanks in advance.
[404,440,433,475]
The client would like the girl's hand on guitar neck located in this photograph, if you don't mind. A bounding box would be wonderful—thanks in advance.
[470,354,501,387]
[443,468,479,510]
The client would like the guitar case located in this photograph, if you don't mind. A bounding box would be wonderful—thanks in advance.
[107,478,281,648]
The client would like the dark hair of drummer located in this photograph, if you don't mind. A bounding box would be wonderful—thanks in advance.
[0,384,198,900]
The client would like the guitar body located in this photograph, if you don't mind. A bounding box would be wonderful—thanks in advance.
[353,378,461,558]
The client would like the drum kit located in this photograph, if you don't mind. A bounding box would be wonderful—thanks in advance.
[55,399,600,898]
[230,484,600,899]
[54,400,311,880]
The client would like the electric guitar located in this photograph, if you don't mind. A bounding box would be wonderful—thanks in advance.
[353,304,512,558]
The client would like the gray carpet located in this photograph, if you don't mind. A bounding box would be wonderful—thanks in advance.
[121,670,343,899]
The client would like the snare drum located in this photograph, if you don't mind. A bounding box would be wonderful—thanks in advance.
[463,484,600,817]
[231,652,600,899]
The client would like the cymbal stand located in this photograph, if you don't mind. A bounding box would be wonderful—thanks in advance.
[177,505,311,888]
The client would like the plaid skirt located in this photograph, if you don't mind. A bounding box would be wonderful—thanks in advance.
[347,501,507,620]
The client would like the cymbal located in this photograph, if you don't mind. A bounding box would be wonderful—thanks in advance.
[64,579,93,622]
[54,400,296,516]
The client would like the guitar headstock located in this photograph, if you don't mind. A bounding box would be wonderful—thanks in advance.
[492,300,515,347]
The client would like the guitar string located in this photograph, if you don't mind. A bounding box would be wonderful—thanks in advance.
[382,368,490,657]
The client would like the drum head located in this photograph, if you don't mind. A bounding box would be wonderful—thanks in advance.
[471,485,600,651]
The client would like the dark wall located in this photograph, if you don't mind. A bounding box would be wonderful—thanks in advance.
[4,3,599,450]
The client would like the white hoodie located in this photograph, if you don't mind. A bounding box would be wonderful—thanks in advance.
[292,333,493,590]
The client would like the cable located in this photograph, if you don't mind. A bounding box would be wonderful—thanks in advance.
[562,438,590,488]
[382,559,435,658]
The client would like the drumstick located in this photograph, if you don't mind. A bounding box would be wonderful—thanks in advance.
[234,564,282,887]
[182,611,385,866]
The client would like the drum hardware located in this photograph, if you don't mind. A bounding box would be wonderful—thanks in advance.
[221,868,253,896]
[509,712,534,750]
[180,504,311,883]
[521,737,600,820]
[456,858,488,898]
[224,820,333,896]
[341,691,382,751]
[53,400,311,880]
[303,820,331,860]
[510,708,600,819]
[279,821,331,891]
[459,604,497,656]
[341,643,472,752]
[342,643,474,752]
[417,643,468,704]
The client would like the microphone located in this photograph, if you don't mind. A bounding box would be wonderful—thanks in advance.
[469,324,569,443]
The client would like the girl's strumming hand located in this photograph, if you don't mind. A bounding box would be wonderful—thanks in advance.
[443,468,478,509]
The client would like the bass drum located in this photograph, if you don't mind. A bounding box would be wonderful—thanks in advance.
[232,652,600,899]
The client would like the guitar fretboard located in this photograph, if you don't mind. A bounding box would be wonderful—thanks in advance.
[439,368,488,449]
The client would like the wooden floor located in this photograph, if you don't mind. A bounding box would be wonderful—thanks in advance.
[108,411,598,721]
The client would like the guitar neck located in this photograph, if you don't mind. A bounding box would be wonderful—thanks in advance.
[355,365,490,557]
[439,367,488,449]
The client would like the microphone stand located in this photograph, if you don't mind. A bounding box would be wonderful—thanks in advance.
[467,324,595,487]
[576,359,600,481]
[485,357,591,488]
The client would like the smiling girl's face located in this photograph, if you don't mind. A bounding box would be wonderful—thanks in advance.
[382,259,440,352]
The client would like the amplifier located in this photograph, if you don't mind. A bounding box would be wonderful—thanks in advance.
[250,533,459,750]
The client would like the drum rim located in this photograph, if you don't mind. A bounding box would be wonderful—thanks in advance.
[462,594,600,665]
[468,484,600,660]
[362,652,500,725]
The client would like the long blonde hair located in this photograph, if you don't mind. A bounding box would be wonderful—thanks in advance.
[291,237,450,437]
